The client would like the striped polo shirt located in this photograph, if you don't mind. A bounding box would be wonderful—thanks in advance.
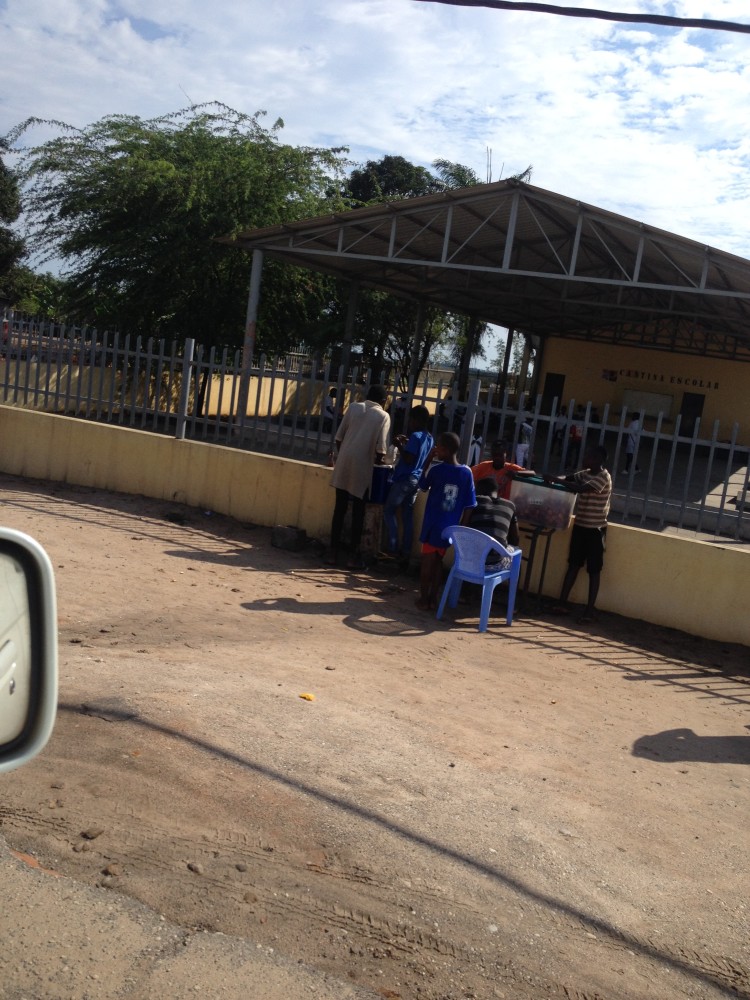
[468,496,517,564]
[572,468,612,528]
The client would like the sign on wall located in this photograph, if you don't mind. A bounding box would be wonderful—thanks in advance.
[622,389,674,418]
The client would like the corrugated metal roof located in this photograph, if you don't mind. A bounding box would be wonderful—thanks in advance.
[222,180,750,360]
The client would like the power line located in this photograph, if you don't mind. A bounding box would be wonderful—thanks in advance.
[414,0,750,36]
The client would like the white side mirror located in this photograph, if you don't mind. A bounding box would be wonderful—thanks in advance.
[0,528,58,773]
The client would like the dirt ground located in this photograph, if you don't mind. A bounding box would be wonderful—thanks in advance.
[0,473,748,1000]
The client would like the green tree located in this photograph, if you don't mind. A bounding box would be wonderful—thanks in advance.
[432,159,533,396]
[0,142,24,294]
[6,104,349,349]
[335,155,486,384]
[431,158,482,189]
[349,291,455,387]
[492,329,536,386]
[345,154,440,205]
[1,265,73,318]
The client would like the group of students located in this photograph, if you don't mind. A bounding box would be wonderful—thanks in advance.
[327,387,612,622]
[412,431,522,611]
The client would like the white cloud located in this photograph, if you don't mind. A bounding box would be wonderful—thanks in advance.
[1,0,749,257]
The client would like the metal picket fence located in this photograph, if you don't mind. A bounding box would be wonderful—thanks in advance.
[2,312,748,541]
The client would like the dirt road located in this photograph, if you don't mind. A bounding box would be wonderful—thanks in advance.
[1,475,748,1000]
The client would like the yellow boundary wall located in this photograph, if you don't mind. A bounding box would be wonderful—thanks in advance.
[1,405,747,648]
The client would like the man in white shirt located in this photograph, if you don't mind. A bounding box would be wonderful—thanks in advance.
[328,384,390,569]
[515,414,533,468]
[623,412,641,474]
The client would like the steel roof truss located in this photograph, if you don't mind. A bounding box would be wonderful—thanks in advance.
[522,197,570,275]
[569,211,583,276]
[440,204,453,263]
[388,208,450,260]
[263,242,750,308]
[444,203,506,265]
[340,218,392,256]
[227,181,750,355]
[502,189,520,271]
[585,220,637,282]
[649,237,701,289]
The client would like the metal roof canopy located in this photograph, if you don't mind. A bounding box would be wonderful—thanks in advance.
[225,179,750,361]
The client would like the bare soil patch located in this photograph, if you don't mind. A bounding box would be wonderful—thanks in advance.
[1,474,748,1000]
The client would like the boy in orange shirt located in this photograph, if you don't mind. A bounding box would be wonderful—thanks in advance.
[471,439,528,500]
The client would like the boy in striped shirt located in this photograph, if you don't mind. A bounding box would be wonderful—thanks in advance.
[544,445,612,623]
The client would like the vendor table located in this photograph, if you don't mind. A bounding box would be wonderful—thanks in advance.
[518,524,556,609]
[510,475,576,610]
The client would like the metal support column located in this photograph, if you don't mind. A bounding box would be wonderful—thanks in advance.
[235,249,264,432]
[175,338,195,440]
[500,326,515,390]
[340,282,359,376]
[407,301,426,392]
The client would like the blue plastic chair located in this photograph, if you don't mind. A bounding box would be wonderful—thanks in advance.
[436,525,522,632]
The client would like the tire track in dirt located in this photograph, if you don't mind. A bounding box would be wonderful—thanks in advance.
[2,794,747,1000]
[4,691,749,1000]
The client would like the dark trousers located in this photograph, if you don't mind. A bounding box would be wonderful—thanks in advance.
[331,488,367,553]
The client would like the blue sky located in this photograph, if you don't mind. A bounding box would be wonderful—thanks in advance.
[2,0,749,263]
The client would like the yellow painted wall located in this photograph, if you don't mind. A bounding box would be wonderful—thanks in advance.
[0,360,444,422]
[204,375,362,419]
[203,375,449,419]
[521,523,748,645]
[0,361,176,415]
[0,404,747,647]
[0,405,334,538]
[541,340,750,444]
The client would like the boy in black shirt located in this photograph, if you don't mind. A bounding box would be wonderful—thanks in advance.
[468,477,519,562]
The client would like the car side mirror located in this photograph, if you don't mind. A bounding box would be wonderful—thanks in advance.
[0,528,58,773]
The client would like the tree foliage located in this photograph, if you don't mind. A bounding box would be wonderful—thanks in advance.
[339,154,535,387]
[345,154,441,205]
[0,265,69,317]
[0,142,24,292]
[6,106,535,375]
[353,292,455,387]
[7,104,349,349]
[431,158,482,189]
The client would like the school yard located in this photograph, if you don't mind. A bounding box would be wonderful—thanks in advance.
[0,474,748,1000]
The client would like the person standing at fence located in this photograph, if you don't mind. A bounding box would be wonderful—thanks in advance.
[382,405,433,570]
[552,406,568,456]
[567,407,585,468]
[515,414,533,468]
[544,444,612,624]
[623,411,641,474]
[328,384,390,570]
[388,394,409,438]
[467,425,483,467]
[322,387,337,434]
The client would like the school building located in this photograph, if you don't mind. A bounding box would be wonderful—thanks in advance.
[538,339,747,442]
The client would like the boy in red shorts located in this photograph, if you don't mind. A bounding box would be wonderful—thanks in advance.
[416,432,477,610]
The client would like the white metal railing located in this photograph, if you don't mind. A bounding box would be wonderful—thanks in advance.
[2,312,748,541]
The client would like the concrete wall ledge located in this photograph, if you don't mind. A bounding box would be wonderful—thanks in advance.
[1,405,747,648]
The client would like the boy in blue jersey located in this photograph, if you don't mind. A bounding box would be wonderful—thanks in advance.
[416,431,477,610]
[383,405,434,569]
